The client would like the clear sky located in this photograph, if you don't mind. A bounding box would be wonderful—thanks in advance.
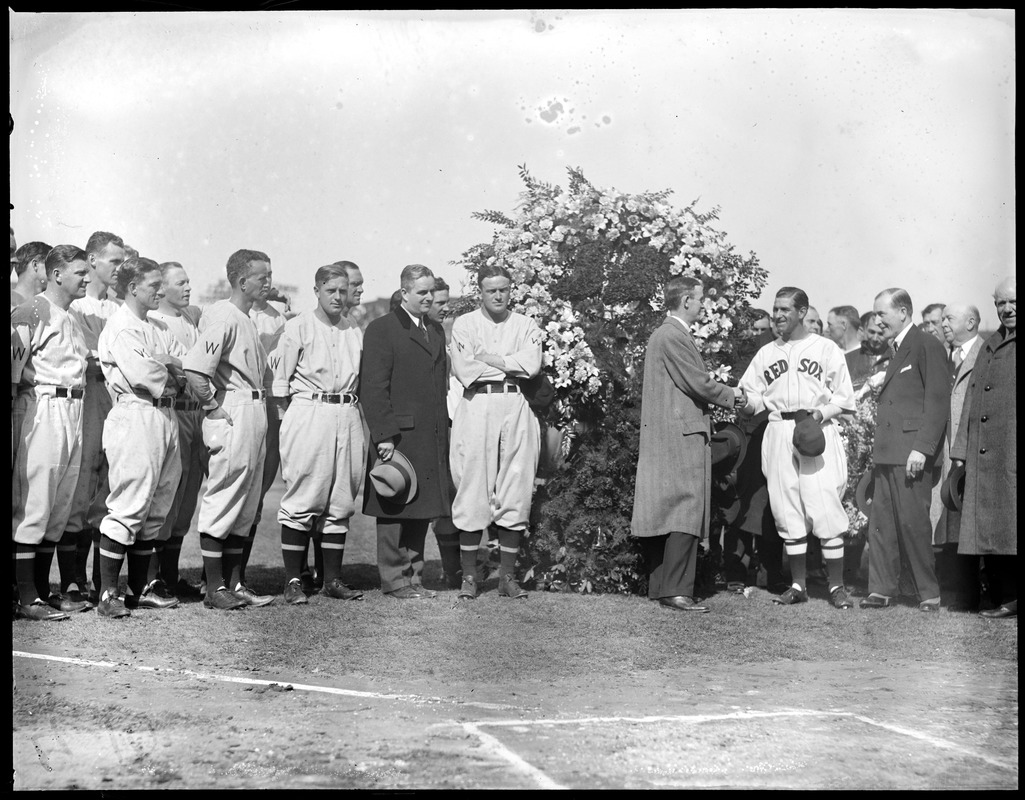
[9,9,1015,324]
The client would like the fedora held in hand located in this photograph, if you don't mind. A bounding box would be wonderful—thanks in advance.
[940,461,966,512]
[711,421,747,474]
[855,471,874,517]
[789,409,826,457]
[368,450,418,503]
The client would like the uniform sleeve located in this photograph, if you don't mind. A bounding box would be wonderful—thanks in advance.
[450,315,504,387]
[501,317,543,378]
[182,321,228,379]
[11,326,28,386]
[104,327,172,398]
[819,343,856,421]
[664,328,734,409]
[739,351,768,415]
[358,320,400,445]
[915,336,952,457]
[270,319,302,398]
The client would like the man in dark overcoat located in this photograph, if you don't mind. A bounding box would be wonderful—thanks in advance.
[631,275,744,612]
[950,277,1016,618]
[862,288,950,611]
[360,264,451,599]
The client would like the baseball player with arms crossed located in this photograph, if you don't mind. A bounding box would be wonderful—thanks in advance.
[739,286,857,609]
[182,249,276,611]
[94,258,185,618]
[449,265,543,600]
[68,231,127,606]
[11,245,93,620]
[147,261,207,599]
[273,264,366,604]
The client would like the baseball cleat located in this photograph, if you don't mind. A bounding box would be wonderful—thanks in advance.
[498,574,528,599]
[457,575,478,600]
[321,578,363,601]
[830,586,854,609]
[97,594,131,619]
[283,578,309,605]
[47,592,93,614]
[772,586,809,605]
[204,587,246,610]
[231,583,275,607]
[16,600,72,621]
[125,581,180,610]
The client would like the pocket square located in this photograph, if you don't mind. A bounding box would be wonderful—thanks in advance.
[899,364,912,374]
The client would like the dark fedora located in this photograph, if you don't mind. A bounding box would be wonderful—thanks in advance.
[941,461,967,512]
[855,471,874,517]
[711,421,747,474]
[368,450,418,504]
[712,474,741,526]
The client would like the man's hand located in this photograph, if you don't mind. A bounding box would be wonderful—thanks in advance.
[906,450,927,480]
[154,353,183,368]
[206,405,232,426]
[732,386,747,410]
[377,439,396,461]
[272,396,290,420]
[951,458,964,469]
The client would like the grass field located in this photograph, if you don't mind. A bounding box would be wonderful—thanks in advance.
[12,478,1019,789]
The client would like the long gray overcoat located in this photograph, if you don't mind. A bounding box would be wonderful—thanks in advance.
[949,327,1016,555]
[631,316,734,538]
[934,335,984,545]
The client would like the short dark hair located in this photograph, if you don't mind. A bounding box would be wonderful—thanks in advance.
[476,265,512,287]
[389,288,403,312]
[44,245,89,278]
[159,261,184,276]
[433,276,450,293]
[665,276,702,312]
[775,286,810,312]
[116,257,162,296]
[13,241,51,276]
[85,231,124,256]
[333,260,360,273]
[829,305,861,331]
[751,308,771,321]
[315,263,349,286]
[877,288,914,318]
[860,311,876,328]
[226,249,270,287]
[400,264,434,292]
[922,302,944,319]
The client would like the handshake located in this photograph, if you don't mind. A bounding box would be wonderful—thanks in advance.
[731,385,747,410]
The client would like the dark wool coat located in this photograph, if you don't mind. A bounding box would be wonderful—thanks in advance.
[631,316,734,538]
[359,309,451,520]
[950,328,1016,556]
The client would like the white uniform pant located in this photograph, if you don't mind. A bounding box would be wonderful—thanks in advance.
[198,393,267,540]
[100,397,182,546]
[66,376,112,532]
[11,389,32,468]
[762,418,848,540]
[277,399,365,534]
[450,390,540,532]
[12,392,85,545]
[157,407,208,541]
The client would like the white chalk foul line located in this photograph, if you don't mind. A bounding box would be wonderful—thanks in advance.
[461,722,566,790]
[11,651,513,710]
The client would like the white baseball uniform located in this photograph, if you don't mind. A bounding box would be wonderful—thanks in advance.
[11,295,88,545]
[182,300,269,540]
[67,294,120,533]
[11,323,30,466]
[250,302,287,519]
[449,308,542,532]
[739,333,856,540]
[97,304,183,546]
[272,308,365,534]
[150,306,207,541]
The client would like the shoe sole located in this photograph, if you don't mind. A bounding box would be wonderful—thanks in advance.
[203,600,246,610]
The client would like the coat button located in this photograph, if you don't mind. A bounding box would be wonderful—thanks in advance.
[984,385,991,391]
[981,415,988,422]
[980,448,987,454]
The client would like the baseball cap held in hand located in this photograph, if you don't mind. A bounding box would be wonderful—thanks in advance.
[792,411,826,457]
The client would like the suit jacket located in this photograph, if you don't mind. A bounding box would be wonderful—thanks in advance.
[872,324,950,466]
[631,316,734,538]
[360,309,451,520]
[949,328,1016,555]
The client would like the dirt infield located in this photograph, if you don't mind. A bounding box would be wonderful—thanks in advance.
[11,480,1019,790]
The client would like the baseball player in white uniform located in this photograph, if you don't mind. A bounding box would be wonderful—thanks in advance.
[68,231,126,604]
[273,264,366,604]
[449,265,543,600]
[95,258,184,618]
[11,245,92,620]
[739,286,857,609]
[183,249,275,611]
[148,261,206,599]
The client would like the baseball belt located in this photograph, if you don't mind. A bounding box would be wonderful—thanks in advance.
[127,391,176,409]
[217,388,267,400]
[36,385,85,399]
[310,392,358,405]
[779,410,809,421]
[470,381,522,395]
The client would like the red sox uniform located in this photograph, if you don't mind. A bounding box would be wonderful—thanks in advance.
[11,295,89,546]
[97,304,183,546]
[149,306,207,543]
[182,300,269,540]
[272,308,365,534]
[67,295,120,536]
[449,308,543,532]
[739,334,856,541]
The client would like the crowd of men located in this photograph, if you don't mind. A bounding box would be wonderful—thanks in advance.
[9,228,1016,622]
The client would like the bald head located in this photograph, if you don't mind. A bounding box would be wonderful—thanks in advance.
[940,303,980,346]
[993,277,1016,331]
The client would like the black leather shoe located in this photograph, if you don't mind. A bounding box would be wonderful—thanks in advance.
[980,601,1017,619]
[859,594,892,609]
[97,594,131,619]
[385,586,425,600]
[444,571,463,590]
[16,600,71,621]
[47,592,93,613]
[410,583,437,599]
[204,587,246,610]
[126,582,180,610]
[322,578,364,601]
[458,575,478,600]
[918,600,940,613]
[772,587,809,606]
[283,578,309,605]
[299,571,316,596]
[174,578,204,599]
[231,584,275,607]
[498,574,528,599]
[658,595,709,613]
[65,588,96,609]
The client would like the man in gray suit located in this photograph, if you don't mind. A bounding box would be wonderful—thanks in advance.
[631,276,745,612]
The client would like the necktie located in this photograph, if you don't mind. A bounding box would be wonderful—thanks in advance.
[951,346,963,369]
[419,320,430,344]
